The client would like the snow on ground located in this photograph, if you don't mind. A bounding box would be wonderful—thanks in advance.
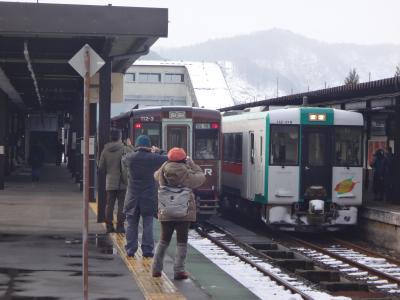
[188,232,350,300]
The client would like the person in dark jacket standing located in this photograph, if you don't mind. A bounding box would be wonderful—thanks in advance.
[99,130,133,233]
[371,149,387,201]
[29,141,45,182]
[152,147,205,280]
[123,135,167,258]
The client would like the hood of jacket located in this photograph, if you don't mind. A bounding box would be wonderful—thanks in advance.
[104,141,124,152]
[162,162,189,186]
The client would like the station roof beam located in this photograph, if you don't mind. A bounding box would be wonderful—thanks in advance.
[0,1,168,112]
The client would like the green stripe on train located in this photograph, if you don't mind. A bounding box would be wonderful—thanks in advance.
[255,113,270,204]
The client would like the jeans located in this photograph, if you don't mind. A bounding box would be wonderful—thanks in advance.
[125,209,154,256]
[159,221,191,244]
[105,190,126,227]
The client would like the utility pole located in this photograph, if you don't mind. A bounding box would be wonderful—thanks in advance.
[276,77,279,98]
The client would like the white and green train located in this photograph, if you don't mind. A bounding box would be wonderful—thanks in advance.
[221,107,363,231]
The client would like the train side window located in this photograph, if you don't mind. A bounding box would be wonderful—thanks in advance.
[223,133,234,162]
[250,132,255,164]
[223,133,242,163]
[270,125,299,166]
[234,133,242,163]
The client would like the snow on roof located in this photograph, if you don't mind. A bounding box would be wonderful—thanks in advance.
[134,60,235,109]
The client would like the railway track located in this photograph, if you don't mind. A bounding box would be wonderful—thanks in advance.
[199,217,400,299]
[194,225,316,300]
[289,236,400,295]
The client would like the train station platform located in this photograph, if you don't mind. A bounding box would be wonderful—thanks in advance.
[0,165,257,300]
[359,200,400,253]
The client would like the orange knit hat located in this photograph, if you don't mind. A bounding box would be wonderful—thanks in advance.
[168,147,187,162]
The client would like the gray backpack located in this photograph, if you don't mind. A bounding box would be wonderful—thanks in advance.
[158,186,191,218]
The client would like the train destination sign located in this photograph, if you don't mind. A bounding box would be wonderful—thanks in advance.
[169,111,186,119]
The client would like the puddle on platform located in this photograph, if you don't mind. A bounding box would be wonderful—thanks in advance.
[0,233,28,243]
[69,271,123,277]
[0,267,32,298]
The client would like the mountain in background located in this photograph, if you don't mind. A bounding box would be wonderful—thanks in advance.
[155,29,400,103]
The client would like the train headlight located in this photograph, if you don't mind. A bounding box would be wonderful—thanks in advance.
[308,113,326,122]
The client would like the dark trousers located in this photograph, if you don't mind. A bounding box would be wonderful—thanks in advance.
[106,190,126,227]
[159,221,191,244]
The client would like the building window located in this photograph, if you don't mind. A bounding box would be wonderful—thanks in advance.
[164,73,184,83]
[125,73,135,82]
[138,73,161,83]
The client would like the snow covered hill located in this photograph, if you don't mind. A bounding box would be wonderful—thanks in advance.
[156,29,400,104]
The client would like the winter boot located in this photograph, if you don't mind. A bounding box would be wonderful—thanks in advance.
[174,243,189,280]
[151,240,169,277]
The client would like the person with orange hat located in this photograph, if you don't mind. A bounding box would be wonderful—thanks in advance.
[152,147,205,280]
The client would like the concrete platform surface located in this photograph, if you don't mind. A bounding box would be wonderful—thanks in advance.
[0,165,145,300]
[360,200,400,252]
[0,165,258,300]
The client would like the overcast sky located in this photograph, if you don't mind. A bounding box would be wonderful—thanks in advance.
[3,0,400,49]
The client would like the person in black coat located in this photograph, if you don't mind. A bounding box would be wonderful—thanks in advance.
[371,149,387,201]
[29,142,45,181]
[55,139,64,166]
[122,135,167,257]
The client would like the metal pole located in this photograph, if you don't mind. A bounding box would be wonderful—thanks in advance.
[83,45,91,300]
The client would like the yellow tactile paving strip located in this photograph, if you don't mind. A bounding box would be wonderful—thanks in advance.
[89,202,186,300]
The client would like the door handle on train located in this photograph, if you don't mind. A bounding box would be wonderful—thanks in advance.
[305,166,310,170]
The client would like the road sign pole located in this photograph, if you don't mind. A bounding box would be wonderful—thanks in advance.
[68,44,105,300]
[83,45,90,300]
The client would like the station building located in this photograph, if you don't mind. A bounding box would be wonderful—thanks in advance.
[111,60,235,116]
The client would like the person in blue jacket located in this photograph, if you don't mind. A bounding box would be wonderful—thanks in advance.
[122,135,167,257]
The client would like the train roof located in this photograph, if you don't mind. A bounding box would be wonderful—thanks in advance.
[111,106,221,122]
[222,107,363,126]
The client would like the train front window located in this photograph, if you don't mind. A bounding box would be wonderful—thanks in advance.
[194,127,219,160]
[334,127,362,167]
[167,125,188,153]
[133,123,161,147]
[270,125,298,165]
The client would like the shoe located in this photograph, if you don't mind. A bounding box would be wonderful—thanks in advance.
[126,252,135,258]
[174,271,189,280]
[143,253,154,258]
[152,272,162,277]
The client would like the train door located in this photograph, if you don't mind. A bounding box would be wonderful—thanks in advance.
[248,131,257,199]
[301,126,332,199]
[162,121,192,157]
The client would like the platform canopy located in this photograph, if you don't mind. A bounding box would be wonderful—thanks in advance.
[0,1,168,111]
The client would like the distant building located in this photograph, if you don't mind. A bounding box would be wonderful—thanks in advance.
[111,60,235,116]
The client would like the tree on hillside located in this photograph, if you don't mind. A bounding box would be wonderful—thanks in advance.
[395,65,400,77]
[344,68,360,85]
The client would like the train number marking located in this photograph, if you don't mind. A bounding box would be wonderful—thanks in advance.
[276,120,293,124]
[140,116,154,122]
